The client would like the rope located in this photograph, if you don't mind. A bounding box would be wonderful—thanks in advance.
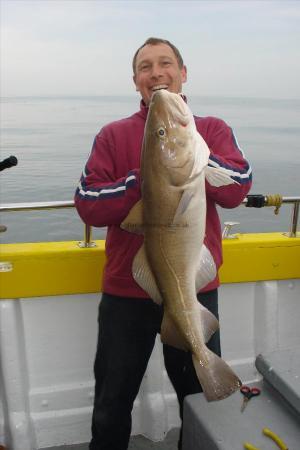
[265,194,283,215]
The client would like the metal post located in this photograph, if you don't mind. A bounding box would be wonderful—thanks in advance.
[289,200,299,238]
[78,224,96,248]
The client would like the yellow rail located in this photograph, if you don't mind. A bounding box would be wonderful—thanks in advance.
[0,233,299,299]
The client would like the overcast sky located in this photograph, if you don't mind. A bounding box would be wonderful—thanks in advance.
[1,0,300,99]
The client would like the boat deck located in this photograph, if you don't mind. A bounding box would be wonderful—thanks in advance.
[45,428,179,450]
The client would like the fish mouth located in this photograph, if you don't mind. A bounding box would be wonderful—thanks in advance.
[149,89,191,130]
[169,94,190,127]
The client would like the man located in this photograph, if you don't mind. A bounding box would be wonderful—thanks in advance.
[75,37,252,450]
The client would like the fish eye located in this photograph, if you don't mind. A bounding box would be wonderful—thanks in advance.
[157,127,165,137]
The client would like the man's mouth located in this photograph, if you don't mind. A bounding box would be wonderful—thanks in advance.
[151,85,168,92]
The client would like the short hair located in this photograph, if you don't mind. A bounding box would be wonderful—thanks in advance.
[132,37,184,74]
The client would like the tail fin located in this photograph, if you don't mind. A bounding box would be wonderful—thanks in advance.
[192,349,242,402]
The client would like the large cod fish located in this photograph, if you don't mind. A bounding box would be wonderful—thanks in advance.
[121,89,242,401]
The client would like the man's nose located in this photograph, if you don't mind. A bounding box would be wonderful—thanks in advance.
[150,63,163,79]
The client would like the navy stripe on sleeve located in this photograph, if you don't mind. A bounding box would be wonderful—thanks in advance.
[208,155,252,185]
[76,169,138,200]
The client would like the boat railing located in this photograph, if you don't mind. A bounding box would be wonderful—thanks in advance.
[0,195,299,246]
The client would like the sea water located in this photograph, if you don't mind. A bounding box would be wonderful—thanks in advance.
[0,95,299,243]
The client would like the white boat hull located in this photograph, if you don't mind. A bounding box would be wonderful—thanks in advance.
[0,279,299,449]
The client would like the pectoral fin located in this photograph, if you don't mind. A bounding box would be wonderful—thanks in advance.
[205,166,239,187]
[132,244,163,304]
[172,190,194,224]
[121,200,144,234]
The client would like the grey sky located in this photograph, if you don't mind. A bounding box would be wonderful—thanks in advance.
[1,0,300,98]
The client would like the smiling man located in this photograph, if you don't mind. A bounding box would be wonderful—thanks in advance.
[75,37,252,450]
[133,39,187,104]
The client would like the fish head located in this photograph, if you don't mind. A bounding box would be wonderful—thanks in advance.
[143,89,209,186]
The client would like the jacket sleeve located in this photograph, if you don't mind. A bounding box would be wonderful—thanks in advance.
[74,130,141,227]
[205,118,252,208]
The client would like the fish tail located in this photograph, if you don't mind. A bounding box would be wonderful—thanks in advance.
[192,349,242,401]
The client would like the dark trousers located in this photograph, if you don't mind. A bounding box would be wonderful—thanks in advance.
[89,290,220,450]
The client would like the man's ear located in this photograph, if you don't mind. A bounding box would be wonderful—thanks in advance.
[181,65,187,84]
[133,75,139,92]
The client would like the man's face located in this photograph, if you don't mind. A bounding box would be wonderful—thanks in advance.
[133,43,187,105]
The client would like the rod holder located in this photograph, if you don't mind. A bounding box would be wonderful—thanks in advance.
[222,222,240,239]
[77,224,96,248]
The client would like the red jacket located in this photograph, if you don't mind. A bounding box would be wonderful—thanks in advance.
[75,100,252,297]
